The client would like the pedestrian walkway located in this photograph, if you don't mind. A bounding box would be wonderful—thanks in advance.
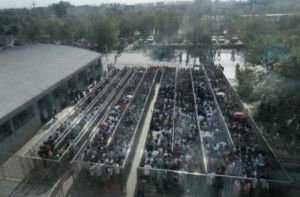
[125,84,160,197]
[214,50,245,86]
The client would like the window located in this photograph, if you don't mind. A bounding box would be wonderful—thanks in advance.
[12,106,34,129]
[78,71,86,82]
[0,121,12,142]
[67,78,77,89]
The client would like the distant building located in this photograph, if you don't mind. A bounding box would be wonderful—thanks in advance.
[211,0,250,15]
[0,44,102,155]
[66,5,99,17]
[274,0,300,8]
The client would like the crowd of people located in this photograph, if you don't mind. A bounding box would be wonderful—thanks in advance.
[138,65,279,197]
[34,62,286,195]
[37,68,128,160]
[204,63,271,180]
[143,67,175,172]
[81,67,145,167]
[192,68,234,174]
[172,68,202,172]
[142,67,206,174]
[105,68,157,167]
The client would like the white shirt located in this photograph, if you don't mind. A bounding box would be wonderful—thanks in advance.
[202,131,214,139]
[152,150,159,158]
[144,164,152,176]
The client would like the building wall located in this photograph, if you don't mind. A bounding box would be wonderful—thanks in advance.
[275,0,299,8]
[0,102,41,161]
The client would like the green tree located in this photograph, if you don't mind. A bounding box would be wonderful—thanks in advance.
[52,1,72,18]
[85,12,117,48]
[154,10,182,43]
[185,17,213,46]
[137,11,156,39]
[118,11,139,38]
[20,15,43,42]
[194,0,211,16]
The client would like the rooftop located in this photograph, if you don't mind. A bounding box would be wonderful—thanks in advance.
[0,44,100,120]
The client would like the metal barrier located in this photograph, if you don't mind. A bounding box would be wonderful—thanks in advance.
[58,67,134,162]
[201,66,235,147]
[171,66,178,153]
[54,68,124,149]
[106,67,148,147]
[173,68,206,173]
[135,65,292,197]
[71,161,125,192]
[136,167,292,197]
[47,178,65,197]
[67,67,145,194]
[61,67,163,196]
[0,153,61,183]
[122,68,160,180]
[203,63,291,182]
[190,68,209,174]
[28,68,119,156]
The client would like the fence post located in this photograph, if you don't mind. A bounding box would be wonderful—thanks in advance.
[0,161,6,180]
[122,167,126,194]
[18,155,27,180]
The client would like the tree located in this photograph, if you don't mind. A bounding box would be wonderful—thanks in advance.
[20,15,43,42]
[52,1,72,18]
[6,25,20,36]
[85,12,117,48]
[194,0,211,16]
[185,17,213,46]
[118,11,139,38]
[136,11,156,39]
[154,10,182,43]
[0,24,4,35]
[230,13,300,143]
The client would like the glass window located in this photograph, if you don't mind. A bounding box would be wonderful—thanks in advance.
[12,106,34,129]
[0,121,12,142]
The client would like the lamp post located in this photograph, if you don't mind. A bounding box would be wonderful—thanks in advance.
[104,45,108,62]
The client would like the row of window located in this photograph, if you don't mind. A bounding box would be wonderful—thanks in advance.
[12,106,34,129]
[0,121,12,142]
[0,106,35,142]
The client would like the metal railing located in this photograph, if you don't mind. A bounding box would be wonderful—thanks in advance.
[201,65,235,147]
[71,161,125,192]
[107,67,160,186]
[106,67,148,147]
[190,67,235,174]
[171,66,178,153]
[203,63,291,182]
[28,68,118,156]
[67,68,145,193]
[190,68,208,173]
[0,152,62,184]
[54,68,127,149]
[58,67,134,162]
[136,166,291,197]
[172,68,206,173]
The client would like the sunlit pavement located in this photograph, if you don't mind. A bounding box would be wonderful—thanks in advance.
[214,50,245,86]
[104,50,243,86]
[104,50,199,66]
[104,51,175,66]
